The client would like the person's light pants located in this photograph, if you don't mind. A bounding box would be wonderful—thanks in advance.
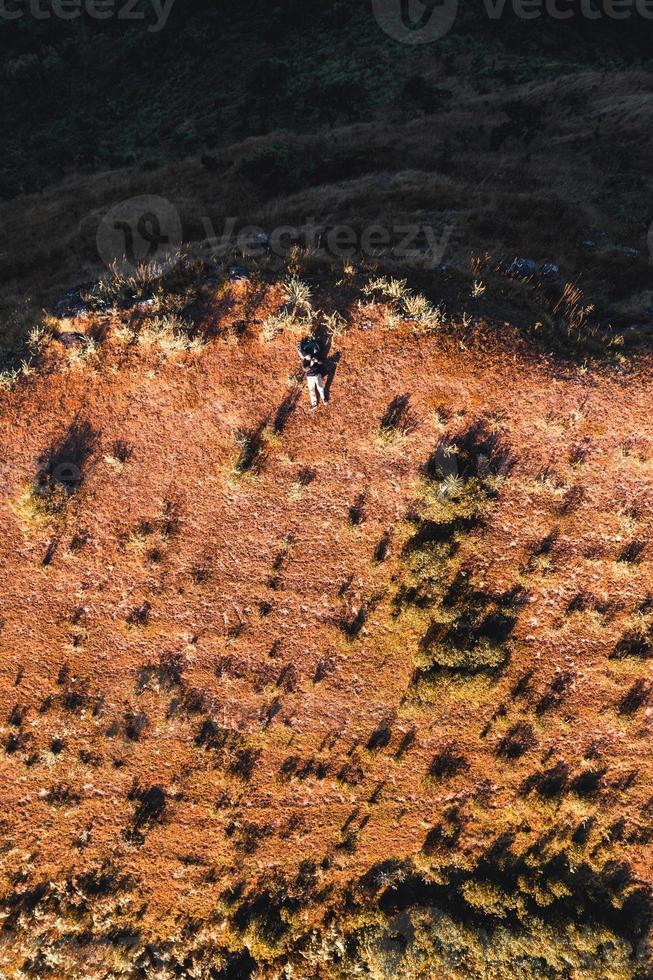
[307,374,326,407]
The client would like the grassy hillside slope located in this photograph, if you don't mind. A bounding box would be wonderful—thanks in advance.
[1,264,653,976]
[1,3,653,362]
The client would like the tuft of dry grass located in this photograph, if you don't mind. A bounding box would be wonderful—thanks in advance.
[137,315,205,359]
[260,309,304,341]
[364,276,408,303]
[322,310,347,338]
[364,277,444,333]
[402,293,445,333]
[281,275,313,315]
[66,337,99,371]
[0,368,19,390]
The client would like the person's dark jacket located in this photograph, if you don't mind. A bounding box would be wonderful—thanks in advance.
[298,342,323,377]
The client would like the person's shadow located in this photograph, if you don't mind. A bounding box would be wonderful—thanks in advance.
[324,351,341,402]
[319,328,340,402]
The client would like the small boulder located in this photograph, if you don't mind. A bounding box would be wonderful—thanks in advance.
[538,261,560,280]
[52,282,114,318]
[228,265,249,283]
[52,284,95,319]
[507,258,537,278]
[58,331,87,350]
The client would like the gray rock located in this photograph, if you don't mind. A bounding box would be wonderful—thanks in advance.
[581,231,610,250]
[507,258,537,278]
[52,284,94,319]
[538,262,561,279]
[228,265,249,282]
[58,331,87,349]
[52,282,115,318]
[135,298,155,312]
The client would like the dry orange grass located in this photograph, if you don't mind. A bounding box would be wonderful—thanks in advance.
[0,277,652,974]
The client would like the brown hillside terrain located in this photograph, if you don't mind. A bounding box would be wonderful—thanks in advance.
[1,272,653,976]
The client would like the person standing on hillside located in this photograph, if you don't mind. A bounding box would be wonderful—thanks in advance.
[298,337,328,411]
